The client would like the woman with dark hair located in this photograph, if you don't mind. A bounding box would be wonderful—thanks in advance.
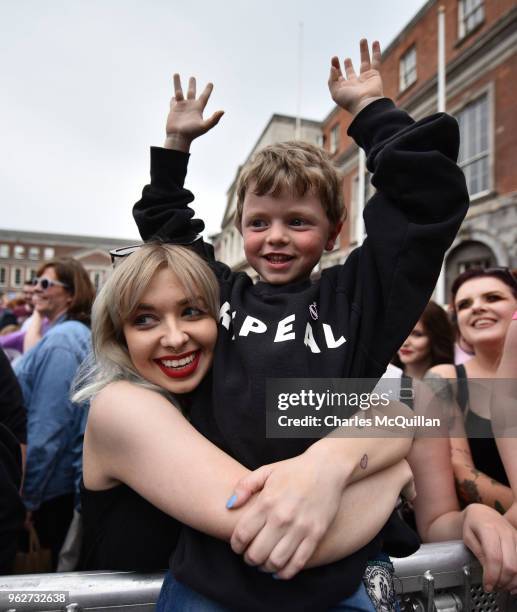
[393,301,455,380]
[429,267,517,514]
[14,257,95,567]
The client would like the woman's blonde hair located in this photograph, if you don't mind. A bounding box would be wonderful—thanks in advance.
[73,243,219,403]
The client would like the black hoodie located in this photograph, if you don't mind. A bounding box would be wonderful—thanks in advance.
[132,98,469,611]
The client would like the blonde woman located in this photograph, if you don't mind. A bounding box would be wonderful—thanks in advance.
[76,243,414,611]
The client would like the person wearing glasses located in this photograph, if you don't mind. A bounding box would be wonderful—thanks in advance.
[14,258,95,568]
[0,279,52,363]
[428,268,517,516]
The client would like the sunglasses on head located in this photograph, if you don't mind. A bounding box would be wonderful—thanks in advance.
[109,237,203,267]
[32,277,70,291]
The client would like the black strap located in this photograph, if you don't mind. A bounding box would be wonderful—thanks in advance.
[454,364,469,412]
[400,374,414,411]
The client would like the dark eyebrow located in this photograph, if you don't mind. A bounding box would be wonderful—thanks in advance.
[135,303,156,311]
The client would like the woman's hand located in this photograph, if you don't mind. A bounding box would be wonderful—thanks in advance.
[463,503,517,593]
[164,74,224,152]
[228,449,350,579]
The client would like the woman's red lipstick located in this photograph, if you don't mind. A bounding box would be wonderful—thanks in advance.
[154,350,200,379]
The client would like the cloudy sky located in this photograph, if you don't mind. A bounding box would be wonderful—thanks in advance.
[1,0,426,242]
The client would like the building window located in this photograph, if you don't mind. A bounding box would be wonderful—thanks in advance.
[458,0,484,39]
[0,267,6,286]
[14,245,25,259]
[28,247,40,260]
[351,171,374,244]
[330,124,340,154]
[27,269,37,282]
[12,267,23,287]
[0,245,9,258]
[399,46,417,92]
[44,247,55,260]
[456,94,489,197]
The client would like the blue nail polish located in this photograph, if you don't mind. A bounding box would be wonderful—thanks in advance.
[226,494,237,509]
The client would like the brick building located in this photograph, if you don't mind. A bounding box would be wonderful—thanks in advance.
[214,0,515,300]
[0,229,136,296]
[322,0,516,298]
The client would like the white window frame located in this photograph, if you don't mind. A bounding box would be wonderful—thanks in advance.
[0,266,6,286]
[454,90,491,199]
[28,247,40,260]
[44,247,55,260]
[0,245,9,258]
[399,46,417,92]
[11,267,23,288]
[330,124,340,154]
[14,245,25,259]
[458,0,484,39]
[27,268,37,282]
[350,170,375,246]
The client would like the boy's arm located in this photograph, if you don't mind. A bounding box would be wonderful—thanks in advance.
[330,41,469,377]
[132,75,223,244]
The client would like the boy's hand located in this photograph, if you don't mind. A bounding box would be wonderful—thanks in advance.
[164,74,224,152]
[328,39,383,117]
[228,451,347,579]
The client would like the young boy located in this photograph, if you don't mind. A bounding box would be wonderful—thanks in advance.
[133,40,469,611]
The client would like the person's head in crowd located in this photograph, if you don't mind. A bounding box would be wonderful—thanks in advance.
[234,141,345,285]
[22,282,35,311]
[33,258,95,326]
[75,243,219,403]
[451,268,517,354]
[393,300,454,379]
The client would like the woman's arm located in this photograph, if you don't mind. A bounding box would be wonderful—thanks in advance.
[451,437,513,512]
[426,366,514,512]
[409,435,517,592]
[86,382,411,577]
[495,315,517,527]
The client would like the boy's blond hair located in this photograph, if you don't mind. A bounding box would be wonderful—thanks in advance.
[235,141,346,228]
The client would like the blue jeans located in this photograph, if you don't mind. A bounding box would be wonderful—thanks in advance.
[156,555,398,611]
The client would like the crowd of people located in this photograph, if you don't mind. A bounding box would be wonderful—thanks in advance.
[1,38,517,611]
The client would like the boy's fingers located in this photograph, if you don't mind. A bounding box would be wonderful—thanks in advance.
[198,82,214,108]
[371,40,382,70]
[330,56,343,78]
[343,58,356,80]
[187,76,196,99]
[328,66,338,90]
[359,38,371,72]
[203,110,224,131]
[173,73,184,101]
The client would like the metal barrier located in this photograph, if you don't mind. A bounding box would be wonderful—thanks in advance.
[1,542,516,611]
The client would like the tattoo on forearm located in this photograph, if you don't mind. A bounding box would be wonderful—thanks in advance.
[456,478,482,504]
[360,454,368,470]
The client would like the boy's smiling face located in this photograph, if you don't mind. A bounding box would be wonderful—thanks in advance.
[239,185,341,285]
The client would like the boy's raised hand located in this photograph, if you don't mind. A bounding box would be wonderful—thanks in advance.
[328,39,383,117]
[164,74,224,152]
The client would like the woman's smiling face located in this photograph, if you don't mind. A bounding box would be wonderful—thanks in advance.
[397,320,431,368]
[123,267,217,395]
[455,276,517,348]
